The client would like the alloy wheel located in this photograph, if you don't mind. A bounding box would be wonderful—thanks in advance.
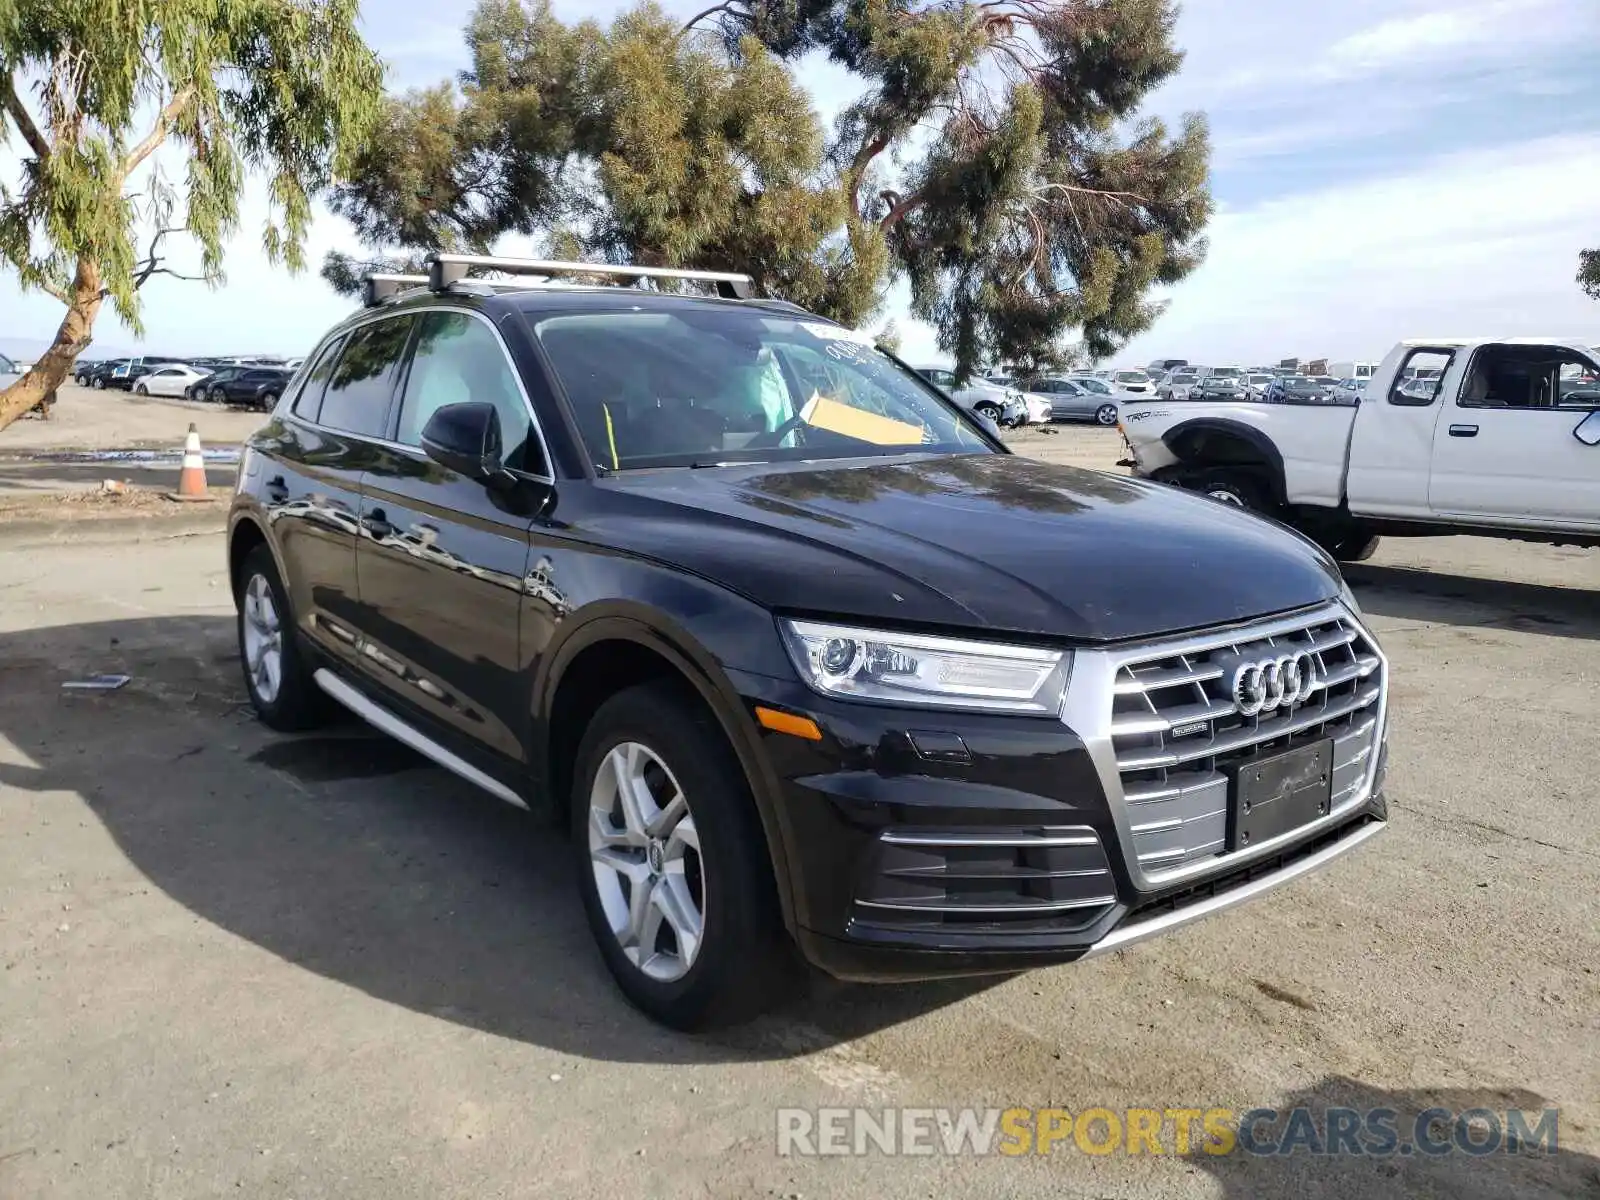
[1206,486,1246,507]
[241,573,283,703]
[587,741,704,983]
[1095,403,1118,425]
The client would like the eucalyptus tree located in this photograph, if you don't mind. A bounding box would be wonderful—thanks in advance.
[0,0,382,432]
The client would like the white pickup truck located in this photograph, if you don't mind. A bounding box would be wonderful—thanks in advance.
[1118,337,1600,560]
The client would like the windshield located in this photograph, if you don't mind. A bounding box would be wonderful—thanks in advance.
[1285,378,1321,392]
[1210,367,1242,379]
[533,309,994,470]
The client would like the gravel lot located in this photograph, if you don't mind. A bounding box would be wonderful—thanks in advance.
[0,425,1597,1199]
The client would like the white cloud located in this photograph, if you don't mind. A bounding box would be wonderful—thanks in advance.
[1115,133,1599,366]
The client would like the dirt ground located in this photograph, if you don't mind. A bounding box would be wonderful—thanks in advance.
[1,427,1598,1199]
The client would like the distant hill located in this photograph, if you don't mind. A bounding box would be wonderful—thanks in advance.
[0,335,139,363]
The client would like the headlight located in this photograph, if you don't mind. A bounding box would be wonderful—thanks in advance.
[1337,578,1364,618]
[779,619,1071,713]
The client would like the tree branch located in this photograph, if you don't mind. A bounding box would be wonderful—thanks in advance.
[1,75,51,161]
[678,1,745,36]
[879,190,926,231]
[846,133,891,221]
[121,85,195,177]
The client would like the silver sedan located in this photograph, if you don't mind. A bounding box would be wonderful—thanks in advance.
[1019,376,1122,426]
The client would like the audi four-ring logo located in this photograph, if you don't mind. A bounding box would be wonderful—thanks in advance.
[1225,651,1318,716]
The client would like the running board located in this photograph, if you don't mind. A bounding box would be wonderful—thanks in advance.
[313,668,528,810]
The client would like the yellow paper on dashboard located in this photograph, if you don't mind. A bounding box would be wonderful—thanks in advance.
[800,390,924,445]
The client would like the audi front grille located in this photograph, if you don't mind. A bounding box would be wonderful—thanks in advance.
[1062,603,1387,890]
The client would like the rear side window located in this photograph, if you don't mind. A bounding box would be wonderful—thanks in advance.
[318,317,415,436]
[1388,349,1453,406]
[292,336,346,421]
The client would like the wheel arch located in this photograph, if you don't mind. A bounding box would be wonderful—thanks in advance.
[533,610,800,932]
[226,512,284,602]
[1161,418,1288,504]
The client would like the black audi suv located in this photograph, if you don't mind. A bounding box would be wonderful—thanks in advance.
[228,256,1390,1029]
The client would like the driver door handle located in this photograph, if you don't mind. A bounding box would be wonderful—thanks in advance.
[1448,424,1478,438]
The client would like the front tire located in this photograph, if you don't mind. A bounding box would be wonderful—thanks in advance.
[92,377,105,389]
[1320,532,1382,563]
[257,391,278,412]
[572,682,794,1030]
[236,545,326,732]
[974,402,1001,425]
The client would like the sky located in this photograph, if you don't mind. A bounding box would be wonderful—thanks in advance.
[2,0,1597,368]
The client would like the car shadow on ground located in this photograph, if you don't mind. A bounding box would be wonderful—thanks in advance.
[1345,561,1600,641]
[0,615,998,1065]
[1186,1076,1594,1200]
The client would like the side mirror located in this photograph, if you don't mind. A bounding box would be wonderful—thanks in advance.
[1575,411,1600,447]
[420,402,511,485]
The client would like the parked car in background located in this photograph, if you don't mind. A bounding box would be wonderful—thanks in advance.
[1066,374,1119,397]
[187,365,248,401]
[913,366,1027,427]
[133,364,210,398]
[204,366,294,411]
[227,252,1390,1029]
[1262,375,1339,405]
[79,358,128,388]
[1243,372,1276,398]
[1020,376,1120,425]
[1156,366,1208,400]
[1190,374,1251,403]
[1334,378,1365,402]
[1111,368,1153,394]
[106,362,162,390]
[1146,357,1188,374]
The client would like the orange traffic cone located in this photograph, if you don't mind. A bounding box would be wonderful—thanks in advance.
[166,423,211,502]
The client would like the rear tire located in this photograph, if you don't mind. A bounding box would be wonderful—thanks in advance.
[1191,469,1274,514]
[571,681,795,1030]
[134,382,147,395]
[236,544,327,732]
[1094,403,1119,426]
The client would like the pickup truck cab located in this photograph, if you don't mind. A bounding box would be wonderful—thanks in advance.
[1119,337,1600,559]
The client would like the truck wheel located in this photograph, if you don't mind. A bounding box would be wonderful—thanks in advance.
[572,681,795,1030]
[1192,470,1272,514]
[1321,532,1381,563]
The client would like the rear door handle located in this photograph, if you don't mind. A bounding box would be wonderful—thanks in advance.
[1448,424,1478,438]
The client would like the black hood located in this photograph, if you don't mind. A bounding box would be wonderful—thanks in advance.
[586,454,1343,642]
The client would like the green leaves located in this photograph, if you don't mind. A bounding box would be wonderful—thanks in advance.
[325,0,1212,376]
[0,0,383,331]
[1580,248,1600,302]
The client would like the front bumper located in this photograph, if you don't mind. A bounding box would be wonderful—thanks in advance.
[729,604,1389,981]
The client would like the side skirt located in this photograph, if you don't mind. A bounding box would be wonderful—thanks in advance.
[313,668,529,810]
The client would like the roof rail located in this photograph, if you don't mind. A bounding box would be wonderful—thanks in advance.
[424,253,755,300]
[363,273,429,308]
